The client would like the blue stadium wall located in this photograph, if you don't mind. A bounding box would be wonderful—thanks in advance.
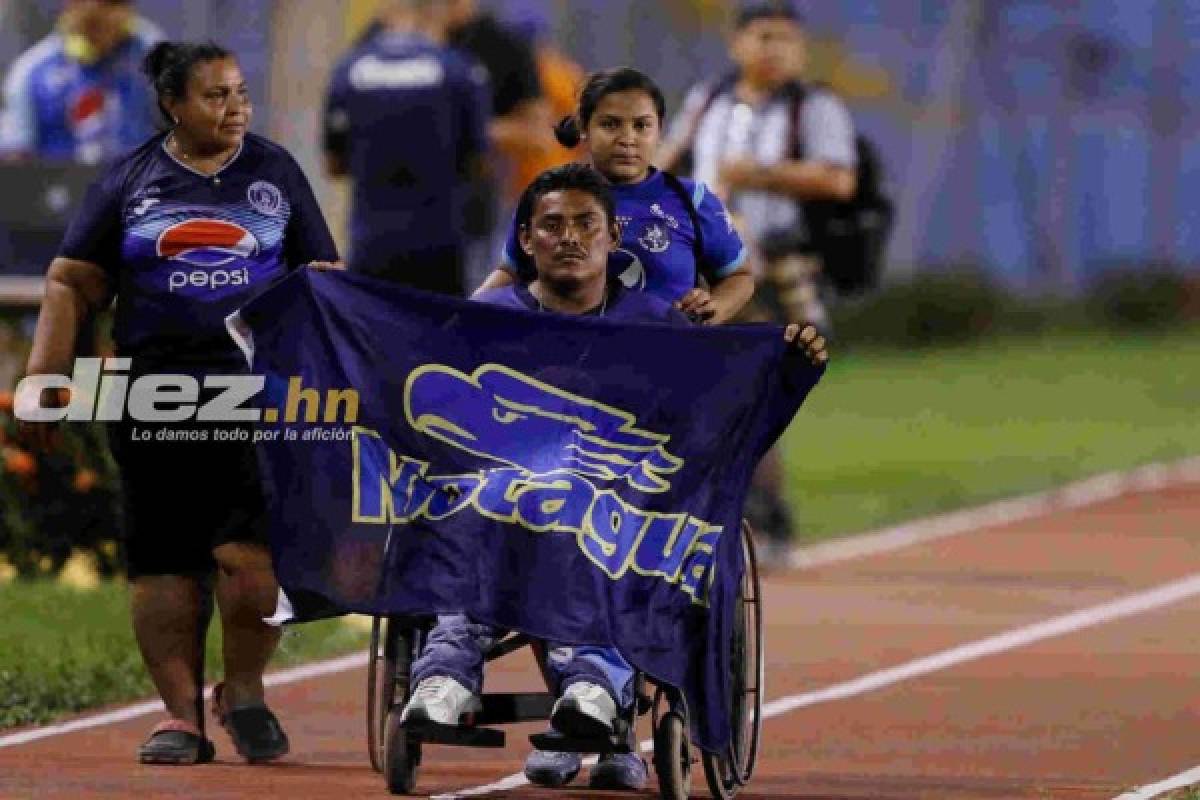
[550,0,1200,291]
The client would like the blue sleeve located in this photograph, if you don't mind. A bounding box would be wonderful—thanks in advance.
[0,47,38,155]
[58,167,125,277]
[692,182,747,281]
[283,153,339,266]
[500,211,535,282]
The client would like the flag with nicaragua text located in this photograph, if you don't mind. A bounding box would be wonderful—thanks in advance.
[229,270,825,752]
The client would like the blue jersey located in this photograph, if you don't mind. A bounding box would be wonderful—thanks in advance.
[60,132,338,366]
[0,20,161,163]
[475,281,691,325]
[502,169,746,303]
[324,32,490,270]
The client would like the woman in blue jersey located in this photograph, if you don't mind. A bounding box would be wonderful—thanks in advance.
[474,67,755,324]
[19,41,340,766]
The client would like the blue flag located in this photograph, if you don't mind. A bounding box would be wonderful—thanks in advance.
[231,270,824,752]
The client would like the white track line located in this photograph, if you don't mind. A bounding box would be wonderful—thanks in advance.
[2,456,1197,754]
[1114,765,1200,800]
[0,652,367,748]
[432,572,1200,799]
[789,456,1200,569]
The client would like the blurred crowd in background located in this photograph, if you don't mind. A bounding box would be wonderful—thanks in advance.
[2,0,1198,288]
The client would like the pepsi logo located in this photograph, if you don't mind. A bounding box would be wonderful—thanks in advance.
[156,219,259,267]
[68,87,107,129]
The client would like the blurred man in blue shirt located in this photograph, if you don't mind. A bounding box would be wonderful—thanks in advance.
[0,0,162,163]
[323,0,489,296]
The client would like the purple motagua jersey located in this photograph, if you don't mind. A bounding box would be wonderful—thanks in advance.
[59,131,338,367]
[474,281,692,326]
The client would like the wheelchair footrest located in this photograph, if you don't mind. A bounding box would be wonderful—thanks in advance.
[477,692,555,725]
[405,720,506,748]
[529,730,631,755]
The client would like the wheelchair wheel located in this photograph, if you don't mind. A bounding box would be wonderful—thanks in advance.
[367,617,423,785]
[653,711,691,800]
[367,616,390,772]
[702,521,765,798]
[384,705,419,794]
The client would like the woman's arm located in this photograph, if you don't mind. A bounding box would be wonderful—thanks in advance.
[707,268,755,324]
[674,268,754,325]
[26,258,112,374]
[282,152,341,267]
[20,258,113,447]
[681,179,756,324]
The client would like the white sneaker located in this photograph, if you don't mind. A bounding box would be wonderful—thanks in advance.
[399,676,482,726]
[550,681,618,738]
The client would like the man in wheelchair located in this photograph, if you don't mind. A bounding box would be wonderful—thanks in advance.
[398,163,827,790]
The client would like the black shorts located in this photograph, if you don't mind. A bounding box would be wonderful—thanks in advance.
[108,418,268,579]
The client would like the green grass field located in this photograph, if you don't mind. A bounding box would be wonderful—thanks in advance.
[1165,789,1200,800]
[0,581,367,729]
[3,327,1198,730]
[783,327,1200,539]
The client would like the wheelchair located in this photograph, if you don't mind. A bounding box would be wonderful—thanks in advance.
[364,520,765,798]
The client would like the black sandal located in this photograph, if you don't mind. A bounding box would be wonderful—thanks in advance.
[211,682,289,763]
[138,719,216,765]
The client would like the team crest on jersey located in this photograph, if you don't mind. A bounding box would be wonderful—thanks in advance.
[649,204,679,229]
[248,181,284,217]
[638,223,670,254]
[156,219,259,267]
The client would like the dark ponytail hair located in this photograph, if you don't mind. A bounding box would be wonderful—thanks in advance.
[142,40,233,126]
[553,67,667,148]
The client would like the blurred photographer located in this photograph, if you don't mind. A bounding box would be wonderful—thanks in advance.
[659,0,856,554]
[659,0,857,330]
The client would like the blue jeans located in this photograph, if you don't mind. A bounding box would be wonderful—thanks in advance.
[410,614,635,710]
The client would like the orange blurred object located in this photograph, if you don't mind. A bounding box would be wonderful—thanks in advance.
[74,468,99,493]
[2,446,37,477]
[507,45,584,201]
[0,390,13,414]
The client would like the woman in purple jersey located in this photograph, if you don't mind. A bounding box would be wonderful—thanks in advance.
[19,40,341,766]
[475,67,756,324]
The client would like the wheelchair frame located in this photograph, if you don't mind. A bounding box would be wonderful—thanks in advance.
[364,521,765,798]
